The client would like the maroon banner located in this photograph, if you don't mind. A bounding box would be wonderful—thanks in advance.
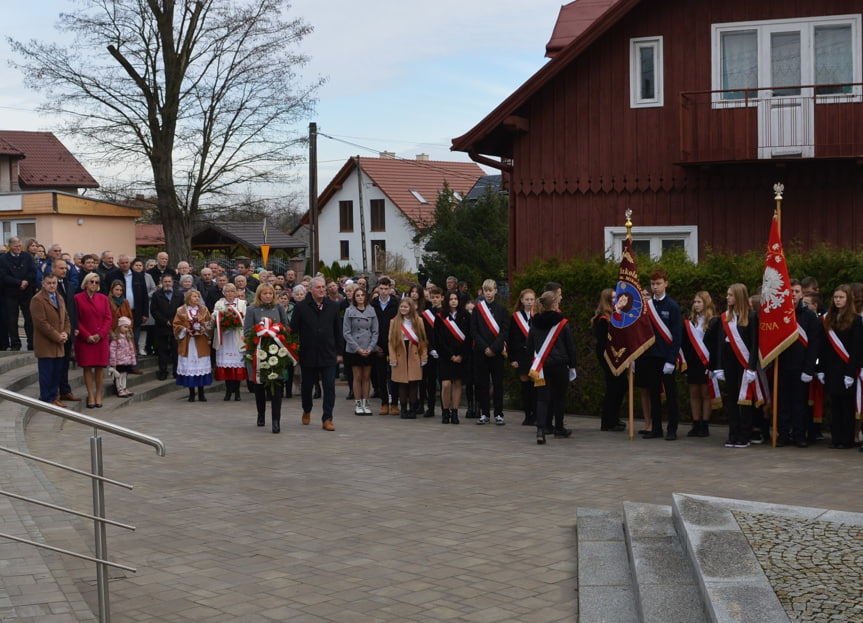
[605,237,655,376]
[758,214,798,367]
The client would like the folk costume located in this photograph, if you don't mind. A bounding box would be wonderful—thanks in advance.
[173,303,213,401]
[213,296,248,401]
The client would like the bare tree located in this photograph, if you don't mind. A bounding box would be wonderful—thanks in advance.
[10,0,323,259]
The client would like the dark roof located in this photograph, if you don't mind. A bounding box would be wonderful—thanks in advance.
[451,0,639,158]
[545,0,621,58]
[0,130,99,190]
[193,221,306,251]
[465,175,503,201]
[305,156,485,227]
[0,135,25,158]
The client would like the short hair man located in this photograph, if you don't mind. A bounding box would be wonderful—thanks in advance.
[52,260,80,402]
[471,279,510,425]
[0,236,36,350]
[291,276,344,430]
[149,274,184,380]
[30,273,71,407]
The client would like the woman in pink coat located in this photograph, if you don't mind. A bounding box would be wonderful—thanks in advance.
[74,272,113,408]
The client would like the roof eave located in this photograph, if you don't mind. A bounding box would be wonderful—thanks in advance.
[451,0,641,157]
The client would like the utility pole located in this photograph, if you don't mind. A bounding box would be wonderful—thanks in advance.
[308,122,319,274]
[356,155,368,273]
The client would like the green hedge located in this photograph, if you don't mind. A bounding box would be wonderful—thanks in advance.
[506,244,862,424]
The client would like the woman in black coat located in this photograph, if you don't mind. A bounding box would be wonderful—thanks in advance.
[435,291,471,424]
[527,290,577,444]
[591,289,627,432]
[819,284,863,449]
[508,288,536,426]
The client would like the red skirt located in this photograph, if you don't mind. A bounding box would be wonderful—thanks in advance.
[215,367,247,381]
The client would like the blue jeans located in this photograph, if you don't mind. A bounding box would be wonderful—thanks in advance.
[38,357,63,402]
[301,365,336,421]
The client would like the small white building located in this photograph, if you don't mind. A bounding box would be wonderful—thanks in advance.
[298,153,484,274]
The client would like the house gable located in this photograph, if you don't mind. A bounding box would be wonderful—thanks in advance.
[0,131,99,192]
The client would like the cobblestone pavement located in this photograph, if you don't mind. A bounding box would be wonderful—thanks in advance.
[19,386,863,622]
[735,512,863,622]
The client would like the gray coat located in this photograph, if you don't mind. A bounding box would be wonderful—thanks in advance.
[343,305,379,354]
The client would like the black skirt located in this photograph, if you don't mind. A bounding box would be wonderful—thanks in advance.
[345,351,374,367]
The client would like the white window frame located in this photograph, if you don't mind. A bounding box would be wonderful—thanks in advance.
[604,225,698,262]
[630,36,664,108]
[1,218,36,246]
[711,14,862,107]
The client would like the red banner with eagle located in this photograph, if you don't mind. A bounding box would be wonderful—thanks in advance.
[758,213,798,367]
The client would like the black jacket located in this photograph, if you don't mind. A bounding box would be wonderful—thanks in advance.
[371,296,399,354]
[470,299,509,354]
[0,251,36,298]
[149,288,184,336]
[435,311,471,361]
[526,310,577,370]
[290,296,343,367]
[777,302,822,374]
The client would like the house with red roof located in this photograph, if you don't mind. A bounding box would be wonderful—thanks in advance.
[299,153,484,274]
[0,130,139,255]
[452,0,863,273]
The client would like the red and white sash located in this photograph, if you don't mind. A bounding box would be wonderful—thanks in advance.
[722,313,766,406]
[797,325,808,347]
[422,308,436,327]
[528,319,568,386]
[477,300,500,337]
[647,299,673,345]
[684,319,718,397]
[402,323,420,346]
[441,315,466,343]
[824,321,862,415]
[512,310,530,338]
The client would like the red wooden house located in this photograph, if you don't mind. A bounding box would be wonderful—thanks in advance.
[451,0,863,271]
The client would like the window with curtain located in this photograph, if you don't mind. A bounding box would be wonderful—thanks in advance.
[815,25,853,94]
[721,30,757,100]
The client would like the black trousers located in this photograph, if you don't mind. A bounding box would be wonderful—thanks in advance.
[154,332,178,375]
[373,354,396,404]
[829,392,855,446]
[474,351,505,416]
[4,294,33,349]
[535,364,568,431]
[601,363,628,428]
[254,381,283,422]
[724,360,752,443]
[639,356,679,434]
[776,369,809,440]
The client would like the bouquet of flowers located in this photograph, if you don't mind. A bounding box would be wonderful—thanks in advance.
[244,318,299,392]
[218,305,243,331]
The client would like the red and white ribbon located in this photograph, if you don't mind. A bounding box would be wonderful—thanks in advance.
[441,315,466,343]
[477,300,500,337]
[512,310,530,338]
[402,323,419,346]
[647,299,673,345]
[529,319,568,384]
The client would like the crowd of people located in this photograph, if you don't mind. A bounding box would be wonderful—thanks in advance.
[3,235,860,451]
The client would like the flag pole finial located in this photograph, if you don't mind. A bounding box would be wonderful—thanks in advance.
[625,209,633,238]
[773,182,784,232]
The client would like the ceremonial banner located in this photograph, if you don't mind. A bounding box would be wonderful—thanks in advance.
[604,237,655,376]
[758,214,798,367]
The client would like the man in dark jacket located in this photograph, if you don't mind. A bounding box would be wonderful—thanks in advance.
[291,276,344,431]
[0,236,36,350]
[105,254,149,348]
[371,277,399,414]
[52,260,80,402]
[149,274,184,380]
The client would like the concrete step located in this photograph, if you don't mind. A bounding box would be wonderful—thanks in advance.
[672,494,793,623]
[623,501,708,623]
[576,507,638,623]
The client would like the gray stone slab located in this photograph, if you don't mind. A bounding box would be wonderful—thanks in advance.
[577,507,625,542]
[578,541,632,587]
[622,501,677,539]
[578,585,638,623]
[639,584,709,623]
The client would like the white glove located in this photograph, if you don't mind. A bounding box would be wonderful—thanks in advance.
[817,372,825,384]
[712,370,725,382]
[742,369,757,385]
[430,349,439,359]
[421,360,427,367]
[800,372,813,383]
[844,375,854,389]
[389,362,397,367]
[662,362,675,375]
[568,368,577,382]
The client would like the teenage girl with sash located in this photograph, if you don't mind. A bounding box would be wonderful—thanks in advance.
[591,289,626,432]
[819,284,862,449]
[682,291,719,437]
[388,297,428,419]
[712,283,759,448]
[527,290,577,444]
[509,289,536,426]
[436,291,471,424]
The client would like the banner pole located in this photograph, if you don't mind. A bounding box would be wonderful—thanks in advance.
[629,363,635,440]
[771,185,783,448]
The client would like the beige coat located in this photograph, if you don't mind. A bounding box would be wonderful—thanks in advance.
[173,305,213,358]
[388,319,428,383]
[30,289,71,359]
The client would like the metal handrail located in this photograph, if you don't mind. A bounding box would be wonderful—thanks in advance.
[0,387,166,455]
[0,386,166,622]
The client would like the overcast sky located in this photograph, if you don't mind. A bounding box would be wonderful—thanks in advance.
[0,0,566,206]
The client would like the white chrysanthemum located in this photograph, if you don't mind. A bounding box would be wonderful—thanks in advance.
[260,362,270,369]
[268,356,279,366]
[268,344,278,354]
[278,347,289,357]
[268,372,279,380]
[256,349,266,360]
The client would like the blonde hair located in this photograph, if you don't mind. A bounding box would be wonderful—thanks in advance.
[388,297,426,356]
[253,284,276,307]
[591,288,615,326]
[690,291,716,326]
[482,279,496,291]
[725,283,751,327]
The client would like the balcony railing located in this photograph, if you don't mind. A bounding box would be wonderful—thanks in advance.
[679,83,863,164]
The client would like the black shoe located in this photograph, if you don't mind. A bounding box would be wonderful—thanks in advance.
[776,436,790,447]
[198,389,207,402]
[224,392,232,401]
[602,422,626,432]
[697,423,710,437]
[553,428,572,439]
[257,415,265,426]
[346,390,355,400]
[795,438,808,448]
[638,429,651,436]
[665,431,677,441]
[829,443,847,449]
[521,414,535,426]
[450,410,459,425]
[442,409,451,424]
[464,409,478,419]
[157,371,167,381]
[642,430,664,439]
[188,394,195,402]
[423,408,435,418]
[536,430,546,445]
[235,392,241,401]
[272,420,280,434]
[686,424,701,437]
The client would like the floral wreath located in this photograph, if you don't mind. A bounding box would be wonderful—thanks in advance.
[243,318,299,392]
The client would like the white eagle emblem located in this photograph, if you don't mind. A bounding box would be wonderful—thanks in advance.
[761,266,789,312]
